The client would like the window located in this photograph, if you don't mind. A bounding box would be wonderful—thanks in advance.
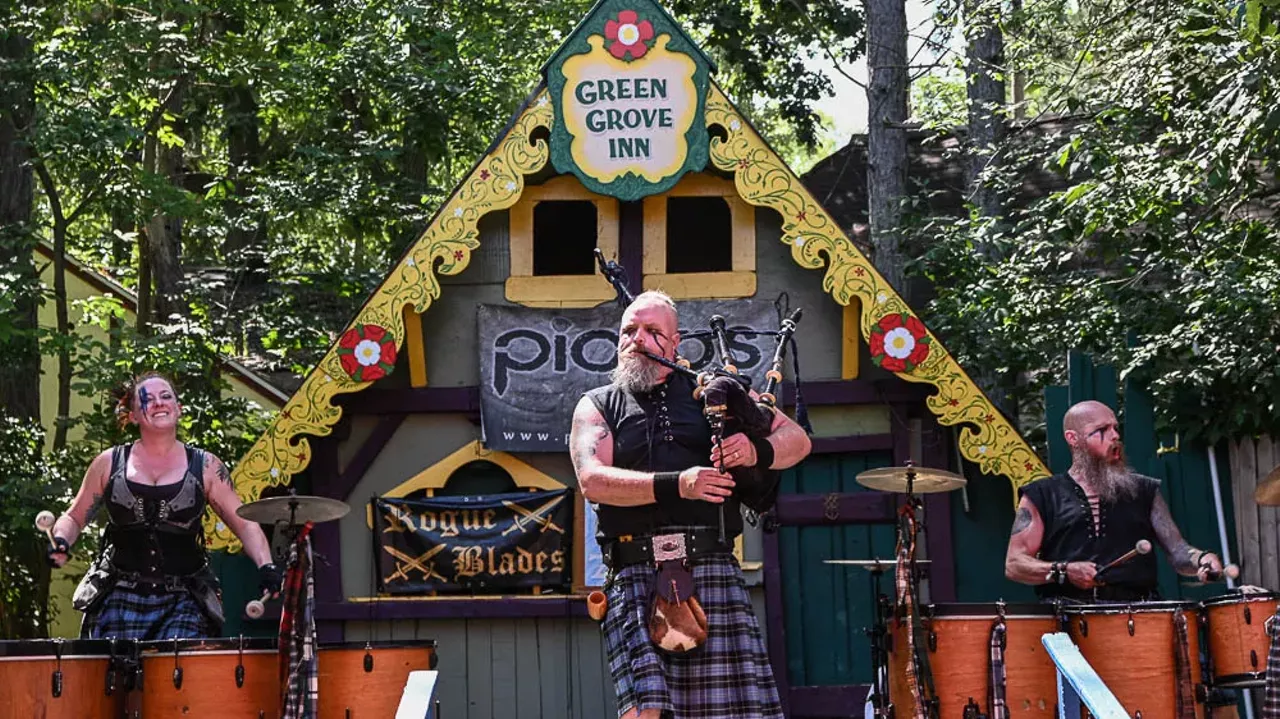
[643,173,756,299]
[665,196,732,273]
[506,176,619,307]
[533,200,598,276]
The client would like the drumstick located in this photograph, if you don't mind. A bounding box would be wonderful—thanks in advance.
[244,591,273,619]
[35,511,58,549]
[1095,539,1152,575]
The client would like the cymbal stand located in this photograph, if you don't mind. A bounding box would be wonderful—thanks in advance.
[895,461,938,718]
[865,561,894,718]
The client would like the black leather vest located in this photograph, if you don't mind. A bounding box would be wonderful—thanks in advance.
[103,444,209,577]
[585,372,743,541]
[1021,473,1161,602]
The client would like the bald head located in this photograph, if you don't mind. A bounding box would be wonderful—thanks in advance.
[613,291,679,392]
[1064,400,1115,434]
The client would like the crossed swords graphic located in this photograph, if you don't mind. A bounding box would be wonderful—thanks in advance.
[501,495,566,536]
[383,542,448,584]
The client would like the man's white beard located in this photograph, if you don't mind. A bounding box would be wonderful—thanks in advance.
[1073,445,1138,503]
[611,352,665,393]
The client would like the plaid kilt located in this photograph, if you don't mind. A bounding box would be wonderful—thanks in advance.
[82,583,209,640]
[602,553,783,719]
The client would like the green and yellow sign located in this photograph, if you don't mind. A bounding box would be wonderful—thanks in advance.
[545,0,713,201]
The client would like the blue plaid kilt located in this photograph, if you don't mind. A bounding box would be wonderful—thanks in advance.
[602,552,783,719]
[82,583,210,640]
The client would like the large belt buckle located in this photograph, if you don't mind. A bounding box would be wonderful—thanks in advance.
[651,532,688,564]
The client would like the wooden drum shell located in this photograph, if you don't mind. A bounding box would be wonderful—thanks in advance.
[1064,602,1204,719]
[1202,592,1278,688]
[139,638,279,719]
[887,604,1058,719]
[0,640,127,719]
[317,642,438,718]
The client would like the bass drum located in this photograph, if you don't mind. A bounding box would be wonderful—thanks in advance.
[887,603,1058,718]
[139,636,278,718]
[0,639,131,719]
[1064,601,1204,719]
[317,640,439,718]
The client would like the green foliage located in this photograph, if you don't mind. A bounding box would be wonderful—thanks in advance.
[0,418,77,638]
[912,0,1280,443]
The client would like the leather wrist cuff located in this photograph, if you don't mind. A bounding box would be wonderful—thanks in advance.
[653,472,681,505]
[749,436,775,469]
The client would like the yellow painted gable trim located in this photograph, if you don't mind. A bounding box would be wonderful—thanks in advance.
[364,439,565,528]
[842,299,861,380]
[704,83,1049,503]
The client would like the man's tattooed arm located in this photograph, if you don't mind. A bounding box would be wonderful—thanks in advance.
[569,396,665,507]
[1006,497,1055,585]
[1151,492,1199,575]
[1011,507,1033,535]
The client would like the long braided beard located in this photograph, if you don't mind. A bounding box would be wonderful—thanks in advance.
[1073,443,1139,503]
[611,351,665,393]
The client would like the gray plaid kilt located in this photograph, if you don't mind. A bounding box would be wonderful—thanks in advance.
[82,583,210,640]
[602,552,783,719]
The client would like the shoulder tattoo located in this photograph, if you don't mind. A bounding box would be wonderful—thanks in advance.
[1011,506,1033,535]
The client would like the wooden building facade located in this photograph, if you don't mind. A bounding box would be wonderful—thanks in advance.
[214,1,1050,716]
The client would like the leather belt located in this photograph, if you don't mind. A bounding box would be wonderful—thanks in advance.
[605,528,732,568]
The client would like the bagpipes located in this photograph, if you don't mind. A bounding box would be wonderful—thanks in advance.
[594,250,804,522]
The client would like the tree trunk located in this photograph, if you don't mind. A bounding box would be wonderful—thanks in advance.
[0,31,39,423]
[145,84,186,324]
[865,0,909,294]
[966,0,1007,227]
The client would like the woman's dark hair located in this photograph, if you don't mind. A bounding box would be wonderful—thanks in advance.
[113,371,178,429]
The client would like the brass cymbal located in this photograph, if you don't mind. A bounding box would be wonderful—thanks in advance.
[1255,465,1280,506]
[856,466,967,494]
[236,495,351,525]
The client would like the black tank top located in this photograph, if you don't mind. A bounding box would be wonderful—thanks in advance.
[585,372,742,541]
[1020,473,1161,601]
[104,443,209,577]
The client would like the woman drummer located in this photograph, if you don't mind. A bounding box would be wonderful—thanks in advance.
[47,372,280,640]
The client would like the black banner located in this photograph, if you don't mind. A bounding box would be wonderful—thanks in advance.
[373,490,573,594]
[477,300,781,452]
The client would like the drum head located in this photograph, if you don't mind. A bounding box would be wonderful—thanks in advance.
[1202,591,1279,606]
[0,639,135,657]
[318,640,438,650]
[137,636,277,654]
[926,602,1057,618]
[1062,600,1193,614]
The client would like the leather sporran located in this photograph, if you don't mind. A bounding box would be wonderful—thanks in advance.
[646,534,708,653]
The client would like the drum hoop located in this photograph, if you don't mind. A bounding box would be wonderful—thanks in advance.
[140,648,277,657]
[1201,592,1279,607]
[137,637,277,653]
[0,654,119,662]
[1062,601,1195,614]
[926,602,1058,618]
[318,640,438,650]
[0,638,136,657]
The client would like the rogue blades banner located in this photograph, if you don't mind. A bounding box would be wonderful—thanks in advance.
[477,299,781,452]
[374,491,573,594]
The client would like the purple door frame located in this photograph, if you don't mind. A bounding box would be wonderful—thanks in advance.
[762,406,956,717]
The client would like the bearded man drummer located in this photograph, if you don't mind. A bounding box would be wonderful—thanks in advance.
[1005,400,1224,601]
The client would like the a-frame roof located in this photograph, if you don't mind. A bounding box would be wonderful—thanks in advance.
[208,3,1048,552]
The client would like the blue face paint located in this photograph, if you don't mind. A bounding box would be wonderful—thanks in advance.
[138,386,152,415]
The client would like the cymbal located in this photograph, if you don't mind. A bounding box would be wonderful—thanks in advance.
[856,466,967,494]
[1256,465,1280,506]
[236,495,351,525]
